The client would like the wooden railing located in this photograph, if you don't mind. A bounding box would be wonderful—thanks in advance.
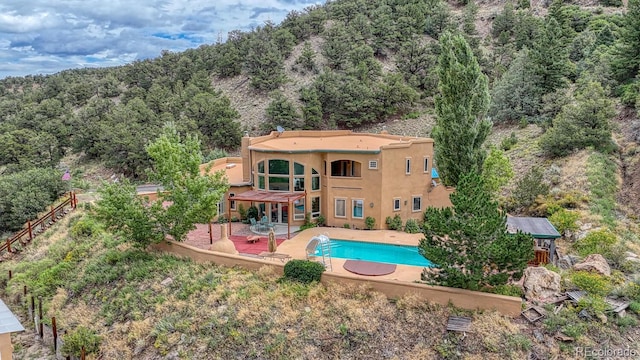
[528,249,550,266]
[1,192,77,255]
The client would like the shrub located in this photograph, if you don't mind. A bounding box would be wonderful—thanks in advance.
[62,327,101,357]
[629,301,640,314]
[365,216,375,230]
[548,208,579,235]
[247,206,258,221]
[70,217,102,238]
[316,214,326,226]
[501,132,518,151]
[283,260,325,284]
[343,223,350,229]
[574,229,617,257]
[489,284,524,297]
[577,294,609,315]
[616,316,638,330]
[571,271,612,297]
[300,213,317,231]
[386,214,403,230]
[237,204,247,221]
[404,218,420,234]
[511,167,549,210]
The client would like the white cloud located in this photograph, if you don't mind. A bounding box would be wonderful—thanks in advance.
[0,0,321,79]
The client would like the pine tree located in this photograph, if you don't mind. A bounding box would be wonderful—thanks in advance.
[611,0,640,83]
[530,17,572,95]
[489,48,543,123]
[419,172,534,290]
[262,91,301,133]
[433,33,491,187]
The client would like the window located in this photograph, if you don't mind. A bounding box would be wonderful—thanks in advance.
[229,193,236,210]
[424,157,429,173]
[294,162,305,191]
[311,197,320,218]
[257,161,265,189]
[294,198,305,221]
[311,168,320,190]
[335,198,346,218]
[352,199,364,219]
[331,160,361,177]
[412,196,422,212]
[368,160,378,169]
[268,159,290,191]
[393,198,401,211]
[217,200,224,216]
[405,158,411,175]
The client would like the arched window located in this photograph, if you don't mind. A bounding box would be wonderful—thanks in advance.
[330,160,361,177]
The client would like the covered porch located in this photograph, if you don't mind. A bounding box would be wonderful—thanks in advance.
[507,216,561,266]
[228,190,306,239]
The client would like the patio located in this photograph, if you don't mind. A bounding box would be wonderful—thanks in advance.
[184,222,300,254]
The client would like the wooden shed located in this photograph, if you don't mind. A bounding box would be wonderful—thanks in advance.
[507,216,561,265]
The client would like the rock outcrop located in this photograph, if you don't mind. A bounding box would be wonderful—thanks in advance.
[523,266,561,301]
[573,254,611,276]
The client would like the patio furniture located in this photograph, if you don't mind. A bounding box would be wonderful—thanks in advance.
[247,235,260,243]
[260,216,275,231]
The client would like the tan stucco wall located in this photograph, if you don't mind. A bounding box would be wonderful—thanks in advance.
[152,241,522,316]
[0,333,14,360]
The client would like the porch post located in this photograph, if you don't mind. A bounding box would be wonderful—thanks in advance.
[227,196,232,237]
[287,197,291,239]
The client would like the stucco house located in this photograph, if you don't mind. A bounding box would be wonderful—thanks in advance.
[202,129,454,234]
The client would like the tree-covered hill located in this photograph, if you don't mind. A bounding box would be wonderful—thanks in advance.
[1,0,640,228]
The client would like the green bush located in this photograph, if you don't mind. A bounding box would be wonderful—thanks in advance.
[283,260,325,284]
[404,218,420,234]
[299,213,317,231]
[237,204,247,221]
[385,214,403,230]
[629,301,640,314]
[316,214,326,226]
[574,229,617,257]
[62,326,101,357]
[571,271,613,297]
[70,217,102,238]
[365,216,375,230]
[490,284,525,297]
[500,132,518,151]
[577,294,609,315]
[247,206,258,221]
[548,208,580,235]
[616,316,638,330]
[343,223,350,229]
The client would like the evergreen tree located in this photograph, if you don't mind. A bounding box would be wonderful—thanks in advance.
[433,33,491,187]
[300,87,323,130]
[530,17,572,95]
[396,37,439,94]
[540,81,615,157]
[489,48,543,123]
[482,146,514,196]
[294,42,317,73]
[185,92,242,150]
[611,0,640,83]
[245,37,287,91]
[419,172,534,290]
[262,91,301,133]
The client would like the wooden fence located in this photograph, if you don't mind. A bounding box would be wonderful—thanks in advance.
[4,273,86,359]
[1,192,77,256]
[528,249,550,266]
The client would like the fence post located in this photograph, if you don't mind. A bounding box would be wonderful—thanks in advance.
[209,222,213,244]
[30,296,35,321]
[8,270,11,279]
[28,221,33,240]
[38,298,43,338]
[52,317,58,352]
[23,285,27,296]
[6,239,11,253]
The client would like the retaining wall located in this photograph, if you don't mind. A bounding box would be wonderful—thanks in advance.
[152,241,523,316]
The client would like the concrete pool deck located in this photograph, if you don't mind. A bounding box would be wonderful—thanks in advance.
[278,228,427,283]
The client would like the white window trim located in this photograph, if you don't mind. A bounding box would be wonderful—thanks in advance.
[229,193,236,210]
[423,157,429,173]
[405,158,411,175]
[352,199,364,219]
[335,198,347,218]
[293,199,305,221]
[393,197,401,211]
[368,160,378,170]
[412,195,422,212]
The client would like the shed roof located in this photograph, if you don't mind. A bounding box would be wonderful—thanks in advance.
[506,217,561,239]
[0,299,25,334]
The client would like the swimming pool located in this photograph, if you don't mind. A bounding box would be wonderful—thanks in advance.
[314,239,434,267]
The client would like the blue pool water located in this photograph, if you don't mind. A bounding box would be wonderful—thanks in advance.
[315,239,434,267]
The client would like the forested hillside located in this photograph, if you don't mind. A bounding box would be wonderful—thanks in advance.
[0,0,639,227]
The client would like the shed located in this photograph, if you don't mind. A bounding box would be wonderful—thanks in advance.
[0,299,25,360]
[506,217,561,265]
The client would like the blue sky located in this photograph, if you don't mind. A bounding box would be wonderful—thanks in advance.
[0,0,321,79]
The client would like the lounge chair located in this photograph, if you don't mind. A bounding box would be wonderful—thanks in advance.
[249,218,262,232]
[260,216,275,231]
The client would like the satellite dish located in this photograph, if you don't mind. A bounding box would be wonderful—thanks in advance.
[276,125,285,134]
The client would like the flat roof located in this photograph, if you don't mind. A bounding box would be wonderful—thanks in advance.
[249,131,431,154]
[506,217,561,239]
[0,299,25,334]
[200,157,246,186]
